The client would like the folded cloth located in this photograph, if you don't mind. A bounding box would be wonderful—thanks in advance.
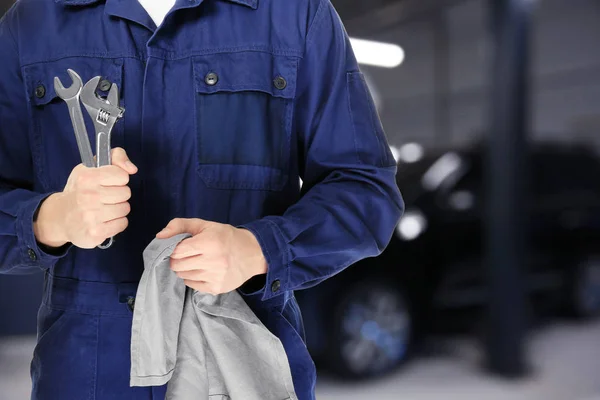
[130,233,298,400]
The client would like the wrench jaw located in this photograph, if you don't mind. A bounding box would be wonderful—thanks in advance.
[81,76,124,116]
[80,76,125,169]
[53,68,83,100]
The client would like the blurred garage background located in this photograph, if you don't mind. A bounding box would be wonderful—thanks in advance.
[1,0,600,399]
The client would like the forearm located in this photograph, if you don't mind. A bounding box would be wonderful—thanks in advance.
[33,192,69,249]
[0,187,71,275]
[240,165,404,300]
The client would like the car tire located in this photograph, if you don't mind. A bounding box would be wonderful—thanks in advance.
[565,256,600,319]
[325,280,413,380]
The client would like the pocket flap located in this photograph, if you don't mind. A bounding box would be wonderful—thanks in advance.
[23,58,124,107]
[193,51,297,99]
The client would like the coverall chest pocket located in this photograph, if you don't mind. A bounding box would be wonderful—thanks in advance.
[22,58,124,191]
[192,52,297,191]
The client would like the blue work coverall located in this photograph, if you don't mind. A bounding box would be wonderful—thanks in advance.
[0,0,404,398]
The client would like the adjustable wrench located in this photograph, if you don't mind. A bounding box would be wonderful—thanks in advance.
[80,76,125,250]
[53,69,95,168]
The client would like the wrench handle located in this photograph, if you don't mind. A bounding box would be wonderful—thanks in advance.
[96,130,114,249]
[96,131,112,168]
[66,98,95,168]
[98,237,114,250]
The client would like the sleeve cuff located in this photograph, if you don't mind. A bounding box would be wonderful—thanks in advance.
[237,218,290,301]
[16,192,72,269]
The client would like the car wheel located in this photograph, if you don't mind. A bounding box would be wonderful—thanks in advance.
[326,280,412,380]
[567,256,600,319]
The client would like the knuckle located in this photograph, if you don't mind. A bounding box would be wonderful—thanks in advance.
[74,171,89,186]
[111,147,125,157]
[86,225,101,239]
[115,217,129,234]
[118,170,130,184]
[120,202,131,216]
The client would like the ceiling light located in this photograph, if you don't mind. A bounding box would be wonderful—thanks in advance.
[349,38,405,68]
[398,142,424,163]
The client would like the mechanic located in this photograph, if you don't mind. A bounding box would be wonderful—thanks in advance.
[0,0,404,399]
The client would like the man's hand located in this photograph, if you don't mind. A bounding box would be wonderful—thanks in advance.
[33,147,138,249]
[156,218,268,295]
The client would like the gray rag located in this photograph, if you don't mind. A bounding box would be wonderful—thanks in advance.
[130,233,299,400]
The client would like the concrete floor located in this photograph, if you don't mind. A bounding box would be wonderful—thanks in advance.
[1,320,599,400]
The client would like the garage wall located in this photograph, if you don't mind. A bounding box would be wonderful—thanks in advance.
[363,0,600,149]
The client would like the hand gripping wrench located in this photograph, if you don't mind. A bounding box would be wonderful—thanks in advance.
[80,76,125,249]
[54,71,125,249]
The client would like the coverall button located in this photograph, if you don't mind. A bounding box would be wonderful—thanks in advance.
[34,85,46,98]
[273,76,287,90]
[205,72,218,86]
[271,279,281,293]
[99,79,112,91]
[27,248,37,261]
[127,296,136,312]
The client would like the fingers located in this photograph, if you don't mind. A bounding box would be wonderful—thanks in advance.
[170,254,208,272]
[111,147,138,174]
[82,217,129,247]
[156,218,209,238]
[170,236,204,259]
[103,217,129,238]
[157,218,192,238]
[99,186,132,205]
[175,269,214,281]
[95,165,131,187]
[183,280,218,295]
[100,202,131,222]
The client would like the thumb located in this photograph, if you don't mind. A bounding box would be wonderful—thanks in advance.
[110,147,138,174]
[156,218,207,238]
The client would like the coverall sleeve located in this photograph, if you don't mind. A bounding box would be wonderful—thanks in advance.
[239,0,404,300]
[0,10,71,275]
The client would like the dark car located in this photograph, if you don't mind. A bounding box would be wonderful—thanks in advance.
[295,141,600,379]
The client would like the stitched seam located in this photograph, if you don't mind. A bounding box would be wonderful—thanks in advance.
[360,73,385,166]
[40,304,131,317]
[20,47,303,67]
[198,163,287,169]
[346,73,363,165]
[131,368,175,379]
[20,53,141,68]
[4,14,19,60]
[305,0,328,51]
[21,66,50,189]
[89,315,99,400]
[194,84,292,96]
[265,219,290,287]
[152,46,303,60]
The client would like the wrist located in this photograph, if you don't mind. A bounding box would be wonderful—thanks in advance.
[33,193,69,248]
[238,228,268,277]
